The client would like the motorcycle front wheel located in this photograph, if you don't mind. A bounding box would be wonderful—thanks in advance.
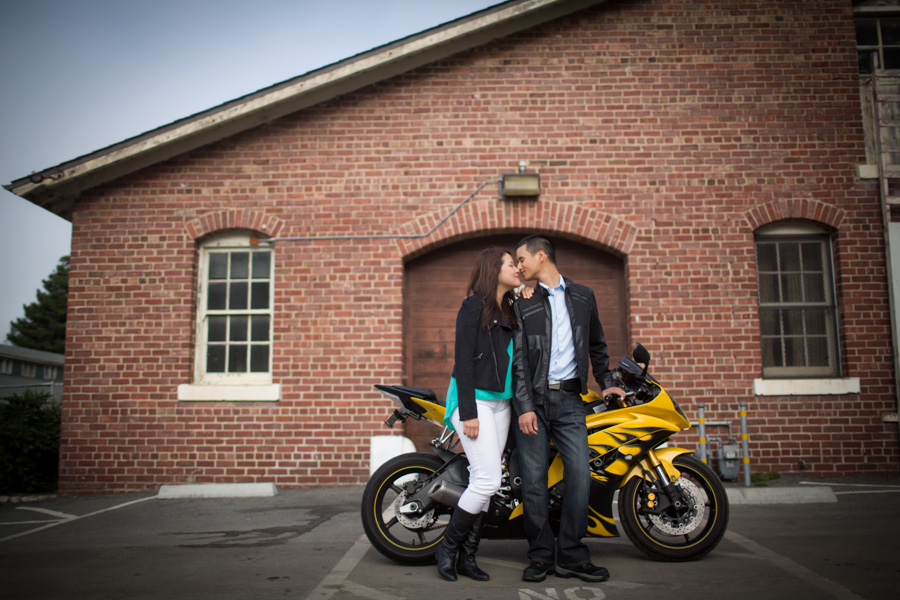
[360,452,448,565]
[618,454,729,562]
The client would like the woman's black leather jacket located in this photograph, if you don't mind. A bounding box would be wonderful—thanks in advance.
[451,295,514,422]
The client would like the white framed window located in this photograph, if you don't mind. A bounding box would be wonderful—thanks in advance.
[21,363,36,378]
[179,231,279,401]
[42,366,58,380]
[755,222,840,379]
[0,359,12,375]
[855,16,900,74]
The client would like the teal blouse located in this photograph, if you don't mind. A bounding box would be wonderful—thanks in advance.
[444,339,514,431]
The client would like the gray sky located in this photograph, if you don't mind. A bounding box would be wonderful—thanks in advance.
[0,0,501,341]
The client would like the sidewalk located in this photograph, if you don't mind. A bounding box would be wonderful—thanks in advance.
[5,473,897,506]
[722,472,900,504]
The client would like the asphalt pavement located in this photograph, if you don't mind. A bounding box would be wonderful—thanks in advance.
[1,475,899,600]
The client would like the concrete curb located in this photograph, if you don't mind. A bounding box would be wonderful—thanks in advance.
[157,483,277,499]
[3,483,840,504]
[726,486,837,504]
[151,483,834,503]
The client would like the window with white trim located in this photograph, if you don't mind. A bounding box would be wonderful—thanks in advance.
[855,16,900,74]
[755,222,840,378]
[195,232,273,385]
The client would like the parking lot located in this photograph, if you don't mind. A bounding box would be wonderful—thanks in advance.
[1,477,899,600]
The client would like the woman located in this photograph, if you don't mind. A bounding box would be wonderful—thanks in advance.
[436,247,521,582]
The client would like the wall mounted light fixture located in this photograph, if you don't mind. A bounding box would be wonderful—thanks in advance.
[499,173,541,200]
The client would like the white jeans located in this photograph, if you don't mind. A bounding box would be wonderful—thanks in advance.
[450,399,512,515]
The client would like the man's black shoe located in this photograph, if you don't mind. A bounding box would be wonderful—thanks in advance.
[522,562,554,582]
[554,562,610,583]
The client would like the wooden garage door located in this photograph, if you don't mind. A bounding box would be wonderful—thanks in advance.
[402,234,627,450]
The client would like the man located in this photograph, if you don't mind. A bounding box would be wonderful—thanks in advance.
[511,235,625,583]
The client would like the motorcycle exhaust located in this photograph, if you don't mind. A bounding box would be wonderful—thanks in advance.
[427,479,466,508]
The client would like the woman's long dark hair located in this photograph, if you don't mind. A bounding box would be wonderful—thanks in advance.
[467,247,518,331]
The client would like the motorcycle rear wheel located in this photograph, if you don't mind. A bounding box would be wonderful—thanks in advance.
[360,452,447,565]
[618,454,729,562]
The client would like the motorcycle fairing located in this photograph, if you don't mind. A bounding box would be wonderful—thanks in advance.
[625,447,693,484]
[502,392,685,527]
[583,428,670,538]
[374,384,447,426]
[585,446,694,537]
[587,477,620,536]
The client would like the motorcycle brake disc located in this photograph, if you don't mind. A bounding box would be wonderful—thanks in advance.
[391,492,440,530]
[648,477,705,535]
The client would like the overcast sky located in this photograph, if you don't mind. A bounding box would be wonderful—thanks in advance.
[0,0,502,342]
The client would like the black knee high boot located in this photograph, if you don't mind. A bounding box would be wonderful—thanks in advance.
[456,511,490,581]
[436,507,479,581]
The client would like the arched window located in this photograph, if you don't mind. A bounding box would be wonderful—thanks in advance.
[179,230,279,401]
[755,221,839,378]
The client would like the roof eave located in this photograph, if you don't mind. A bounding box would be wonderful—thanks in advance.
[5,0,606,221]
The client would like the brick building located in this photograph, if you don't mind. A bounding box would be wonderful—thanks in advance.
[6,0,900,493]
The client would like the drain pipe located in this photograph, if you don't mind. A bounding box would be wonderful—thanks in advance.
[271,179,498,243]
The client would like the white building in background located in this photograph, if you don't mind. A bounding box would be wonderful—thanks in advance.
[0,345,64,401]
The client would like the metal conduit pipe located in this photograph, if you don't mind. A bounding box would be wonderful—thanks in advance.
[691,417,734,468]
[270,179,499,243]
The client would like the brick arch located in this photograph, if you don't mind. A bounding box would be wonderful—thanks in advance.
[394,197,638,260]
[744,199,846,232]
[185,209,286,241]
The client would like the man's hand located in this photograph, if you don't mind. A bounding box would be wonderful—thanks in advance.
[601,387,627,405]
[518,411,539,435]
[463,418,479,440]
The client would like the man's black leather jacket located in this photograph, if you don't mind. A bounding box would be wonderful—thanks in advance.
[512,277,616,416]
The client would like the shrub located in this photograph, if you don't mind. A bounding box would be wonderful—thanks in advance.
[0,390,61,493]
[750,470,782,487]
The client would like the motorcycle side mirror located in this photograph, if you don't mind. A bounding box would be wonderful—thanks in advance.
[632,343,650,377]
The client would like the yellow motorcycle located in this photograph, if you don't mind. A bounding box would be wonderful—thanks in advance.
[361,343,728,564]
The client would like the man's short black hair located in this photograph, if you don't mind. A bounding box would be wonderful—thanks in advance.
[516,234,556,264]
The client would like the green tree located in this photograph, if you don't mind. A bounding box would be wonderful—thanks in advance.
[7,255,69,353]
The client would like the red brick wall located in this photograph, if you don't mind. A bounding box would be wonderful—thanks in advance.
[60,0,898,493]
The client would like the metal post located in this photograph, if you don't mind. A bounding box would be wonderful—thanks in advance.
[739,401,751,487]
[697,402,707,464]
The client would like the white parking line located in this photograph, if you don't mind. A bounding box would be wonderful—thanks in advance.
[0,495,157,543]
[304,534,385,600]
[0,520,62,526]
[339,580,401,600]
[17,506,77,519]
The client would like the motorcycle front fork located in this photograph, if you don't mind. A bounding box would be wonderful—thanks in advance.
[643,452,688,513]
